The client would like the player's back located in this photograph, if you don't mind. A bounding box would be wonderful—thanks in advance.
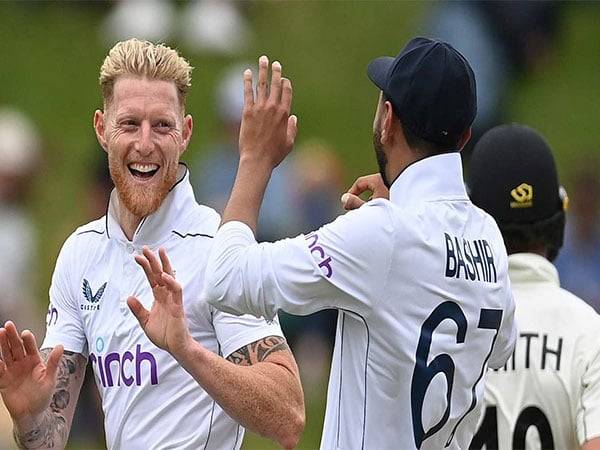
[321,155,516,450]
[471,252,600,450]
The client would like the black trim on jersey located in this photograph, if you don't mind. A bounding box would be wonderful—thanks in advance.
[169,162,189,193]
[105,202,111,239]
[231,425,241,450]
[202,400,217,450]
[336,312,346,447]
[172,230,214,239]
[76,229,105,236]
[336,308,370,450]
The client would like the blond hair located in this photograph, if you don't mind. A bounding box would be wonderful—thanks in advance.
[99,38,192,108]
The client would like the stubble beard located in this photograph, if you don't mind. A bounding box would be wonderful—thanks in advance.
[108,153,178,218]
[373,126,391,188]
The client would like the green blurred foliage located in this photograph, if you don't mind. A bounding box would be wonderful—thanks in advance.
[0,1,599,449]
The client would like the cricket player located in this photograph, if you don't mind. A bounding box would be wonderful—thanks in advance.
[469,124,600,450]
[0,39,304,449]
[198,37,517,449]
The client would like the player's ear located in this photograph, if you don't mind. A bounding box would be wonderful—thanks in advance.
[381,100,395,145]
[94,110,108,153]
[456,127,472,152]
[180,114,193,156]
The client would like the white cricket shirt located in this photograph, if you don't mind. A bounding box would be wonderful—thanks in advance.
[203,153,517,449]
[42,165,283,450]
[472,253,600,449]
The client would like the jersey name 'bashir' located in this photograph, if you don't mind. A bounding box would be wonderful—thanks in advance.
[444,233,497,283]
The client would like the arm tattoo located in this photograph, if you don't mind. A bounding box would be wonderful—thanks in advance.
[227,335,290,366]
[13,350,85,449]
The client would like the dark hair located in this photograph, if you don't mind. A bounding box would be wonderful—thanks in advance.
[499,210,565,262]
[382,94,459,156]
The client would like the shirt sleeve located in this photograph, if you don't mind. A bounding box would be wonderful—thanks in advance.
[577,330,600,444]
[41,236,88,357]
[203,199,395,320]
[212,310,284,359]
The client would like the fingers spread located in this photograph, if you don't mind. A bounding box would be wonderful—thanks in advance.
[143,246,164,277]
[243,69,254,108]
[161,273,183,306]
[158,248,174,277]
[135,254,157,287]
[281,78,293,114]
[127,296,150,327]
[21,330,39,358]
[257,55,269,102]
[0,328,13,365]
[269,61,282,103]
[286,115,298,149]
[5,322,25,361]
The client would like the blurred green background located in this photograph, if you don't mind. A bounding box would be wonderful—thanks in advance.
[0,1,599,449]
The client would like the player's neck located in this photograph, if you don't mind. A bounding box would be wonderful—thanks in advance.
[385,145,423,186]
[116,204,143,241]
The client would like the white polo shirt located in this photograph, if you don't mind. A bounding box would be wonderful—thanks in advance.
[472,253,600,449]
[203,153,517,449]
[42,165,283,450]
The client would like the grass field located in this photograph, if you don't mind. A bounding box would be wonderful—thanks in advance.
[0,2,599,449]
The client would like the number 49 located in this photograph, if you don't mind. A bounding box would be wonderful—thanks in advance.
[470,405,554,449]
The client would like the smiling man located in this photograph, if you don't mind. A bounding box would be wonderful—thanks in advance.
[0,39,303,450]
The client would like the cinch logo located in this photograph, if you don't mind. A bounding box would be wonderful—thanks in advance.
[305,233,333,278]
[46,303,58,327]
[89,344,158,387]
[510,183,533,208]
[81,279,107,311]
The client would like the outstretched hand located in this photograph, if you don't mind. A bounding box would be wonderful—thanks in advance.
[0,321,63,420]
[127,247,192,360]
[341,173,390,211]
[238,55,298,168]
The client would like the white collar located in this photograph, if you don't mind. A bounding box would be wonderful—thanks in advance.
[507,253,559,286]
[389,153,468,207]
[106,164,196,246]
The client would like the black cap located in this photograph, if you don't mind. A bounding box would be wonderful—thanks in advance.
[367,37,477,147]
[468,124,564,225]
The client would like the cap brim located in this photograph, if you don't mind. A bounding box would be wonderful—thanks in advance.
[367,56,394,91]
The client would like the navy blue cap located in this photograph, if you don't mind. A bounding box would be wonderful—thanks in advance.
[367,37,477,147]
[469,124,564,225]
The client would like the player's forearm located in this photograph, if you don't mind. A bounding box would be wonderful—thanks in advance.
[12,410,68,450]
[176,338,304,449]
[221,155,272,233]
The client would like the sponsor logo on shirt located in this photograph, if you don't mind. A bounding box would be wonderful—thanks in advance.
[81,279,107,311]
[46,303,58,327]
[305,232,333,278]
[89,343,159,387]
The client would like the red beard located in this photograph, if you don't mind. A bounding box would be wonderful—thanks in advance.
[108,154,178,217]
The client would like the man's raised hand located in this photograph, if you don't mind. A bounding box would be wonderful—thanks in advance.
[238,55,298,169]
[0,321,63,420]
[341,173,390,210]
[127,247,193,360]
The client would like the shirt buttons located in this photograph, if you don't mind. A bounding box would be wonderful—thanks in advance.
[126,243,135,254]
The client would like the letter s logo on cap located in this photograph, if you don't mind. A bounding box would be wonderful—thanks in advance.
[510,183,533,208]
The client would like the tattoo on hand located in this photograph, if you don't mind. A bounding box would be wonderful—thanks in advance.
[14,350,84,449]
[227,336,290,366]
